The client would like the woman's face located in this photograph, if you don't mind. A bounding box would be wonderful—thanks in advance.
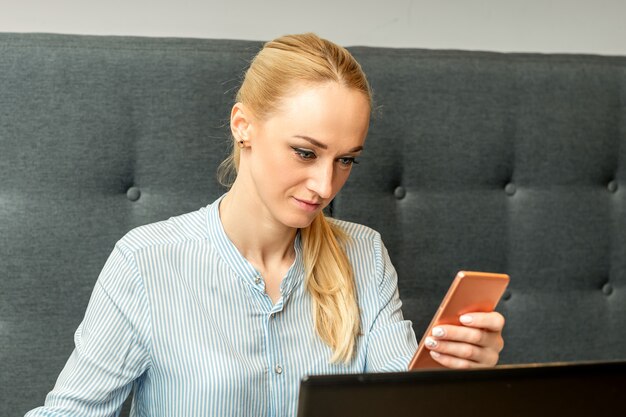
[235,82,370,230]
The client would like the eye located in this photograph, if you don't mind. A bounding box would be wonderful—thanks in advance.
[291,147,316,161]
[337,157,359,167]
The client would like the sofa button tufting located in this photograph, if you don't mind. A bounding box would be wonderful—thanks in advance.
[602,283,613,296]
[126,186,141,202]
[504,183,516,196]
[394,186,406,200]
[607,181,618,193]
[502,290,512,301]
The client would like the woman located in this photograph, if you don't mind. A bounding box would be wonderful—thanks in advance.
[26,33,504,417]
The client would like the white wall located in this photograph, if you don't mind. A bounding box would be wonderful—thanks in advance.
[2,0,625,55]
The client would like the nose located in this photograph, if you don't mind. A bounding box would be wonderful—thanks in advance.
[307,161,334,199]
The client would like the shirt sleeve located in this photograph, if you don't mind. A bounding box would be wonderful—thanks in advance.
[25,243,152,417]
[363,236,418,373]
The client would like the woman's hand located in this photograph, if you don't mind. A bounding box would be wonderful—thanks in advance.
[423,311,505,368]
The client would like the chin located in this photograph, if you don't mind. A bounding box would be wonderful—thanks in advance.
[285,218,316,230]
[280,212,318,230]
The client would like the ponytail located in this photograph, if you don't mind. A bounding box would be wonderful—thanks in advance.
[301,213,360,363]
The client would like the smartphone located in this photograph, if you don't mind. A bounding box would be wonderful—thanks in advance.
[408,271,510,370]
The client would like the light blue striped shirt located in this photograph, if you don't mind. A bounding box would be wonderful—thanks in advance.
[26,196,417,417]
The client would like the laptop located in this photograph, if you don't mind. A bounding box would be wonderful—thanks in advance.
[296,360,626,417]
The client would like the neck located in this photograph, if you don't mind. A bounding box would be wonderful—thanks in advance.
[219,181,297,267]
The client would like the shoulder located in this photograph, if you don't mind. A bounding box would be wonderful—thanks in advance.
[327,217,387,266]
[328,219,400,321]
[116,206,209,254]
[327,217,382,243]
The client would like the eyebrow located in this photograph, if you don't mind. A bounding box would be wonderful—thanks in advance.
[293,135,364,153]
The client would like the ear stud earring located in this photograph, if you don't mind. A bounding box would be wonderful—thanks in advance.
[238,139,245,148]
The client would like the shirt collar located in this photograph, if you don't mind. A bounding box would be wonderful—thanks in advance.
[205,194,305,302]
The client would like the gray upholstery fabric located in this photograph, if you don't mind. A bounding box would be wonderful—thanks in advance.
[338,47,626,366]
[1,33,625,416]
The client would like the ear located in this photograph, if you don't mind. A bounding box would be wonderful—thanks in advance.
[230,102,253,142]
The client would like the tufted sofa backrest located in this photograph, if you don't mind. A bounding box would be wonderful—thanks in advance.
[339,47,626,365]
[1,33,625,416]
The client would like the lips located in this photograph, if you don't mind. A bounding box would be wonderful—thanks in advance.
[292,197,322,212]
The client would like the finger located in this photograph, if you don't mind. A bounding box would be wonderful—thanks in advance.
[429,350,493,369]
[458,311,505,332]
[428,325,504,352]
[429,340,500,367]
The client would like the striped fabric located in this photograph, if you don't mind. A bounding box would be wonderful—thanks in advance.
[26,195,417,417]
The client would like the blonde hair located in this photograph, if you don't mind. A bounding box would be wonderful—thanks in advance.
[219,33,371,363]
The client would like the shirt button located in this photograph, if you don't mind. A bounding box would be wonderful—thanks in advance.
[274,364,283,374]
[254,275,261,284]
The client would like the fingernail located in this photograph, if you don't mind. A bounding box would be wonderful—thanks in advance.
[460,315,473,324]
[432,327,445,337]
[430,351,441,359]
[425,337,438,348]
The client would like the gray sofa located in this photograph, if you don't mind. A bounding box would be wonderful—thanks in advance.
[1,33,625,416]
